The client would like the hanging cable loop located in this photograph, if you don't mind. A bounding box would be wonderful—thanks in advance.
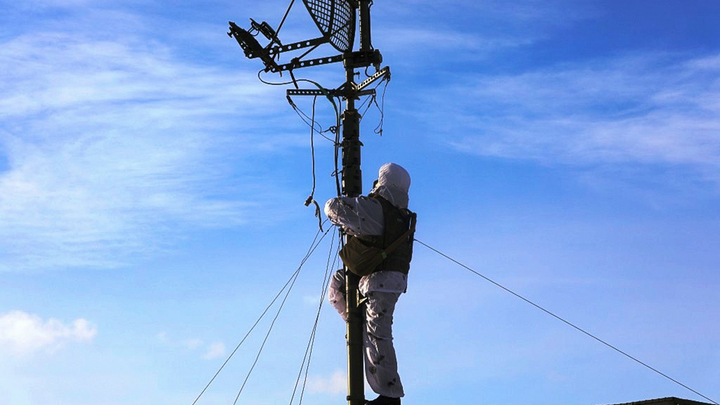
[304,95,324,232]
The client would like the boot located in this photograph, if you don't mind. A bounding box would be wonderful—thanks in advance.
[366,395,401,405]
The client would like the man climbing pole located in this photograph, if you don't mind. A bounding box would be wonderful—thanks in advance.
[325,163,417,405]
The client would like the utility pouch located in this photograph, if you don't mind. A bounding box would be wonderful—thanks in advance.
[339,237,386,277]
[339,212,416,277]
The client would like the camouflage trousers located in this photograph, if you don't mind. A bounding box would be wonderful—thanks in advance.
[328,270,405,398]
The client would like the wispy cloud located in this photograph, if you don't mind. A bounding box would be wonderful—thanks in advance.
[0,310,97,356]
[305,370,346,395]
[202,341,226,360]
[422,52,720,182]
[156,332,226,360]
[374,0,595,62]
[0,24,295,271]
[183,338,204,350]
[303,295,321,305]
[376,27,533,60]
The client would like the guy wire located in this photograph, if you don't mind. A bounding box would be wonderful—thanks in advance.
[414,239,719,405]
[275,0,295,37]
[232,227,332,405]
[190,224,329,405]
[289,232,340,405]
[298,240,341,405]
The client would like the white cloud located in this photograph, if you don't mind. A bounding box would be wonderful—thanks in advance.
[423,53,720,182]
[376,27,532,57]
[303,295,321,305]
[0,28,296,271]
[202,342,226,360]
[305,370,346,395]
[157,332,226,360]
[183,338,204,350]
[0,310,97,355]
[374,0,595,61]
[156,332,169,343]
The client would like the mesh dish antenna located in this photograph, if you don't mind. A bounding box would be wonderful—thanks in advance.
[302,0,355,52]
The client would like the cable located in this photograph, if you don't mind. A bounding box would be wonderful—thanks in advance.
[414,239,719,405]
[333,96,342,197]
[232,227,332,405]
[355,76,390,137]
[233,267,300,405]
[289,101,326,137]
[373,77,389,136]
[190,267,301,405]
[258,70,321,87]
[190,224,329,405]
[275,0,295,37]
[298,240,341,405]
[357,94,375,119]
[304,95,324,231]
[289,232,340,405]
[286,95,339,144]
[309,95,318,197]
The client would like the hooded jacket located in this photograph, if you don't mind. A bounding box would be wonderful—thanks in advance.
[325,163,415,275]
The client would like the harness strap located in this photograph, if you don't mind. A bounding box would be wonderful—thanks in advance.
[378,212,416,259]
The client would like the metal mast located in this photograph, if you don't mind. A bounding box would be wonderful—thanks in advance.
[341,64,365,405]
[341,1,380,402]
[228,1,388,403]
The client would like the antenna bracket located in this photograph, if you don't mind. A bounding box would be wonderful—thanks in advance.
[343,50,383,70]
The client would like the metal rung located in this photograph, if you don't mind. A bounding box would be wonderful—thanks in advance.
[287,89,374,98]
[356,66,390,91]
[287,89,332,96]
[271,54,344,72]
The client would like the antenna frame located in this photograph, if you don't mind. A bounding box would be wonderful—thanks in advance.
[301,0,356,52]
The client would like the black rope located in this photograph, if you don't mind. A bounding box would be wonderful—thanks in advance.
[355,75,389,137]
[373,77,389,136]
[257,70,319,87]
[190,224,329,405]
[287,98,338,144]
[357,94,375,118]
[333,96,342,197]
[303,95,324,231]
[310,96,317,198]
[288,97,326,136]
[414,239,719,405]
[265,70,342,222]
[308,95,318,201]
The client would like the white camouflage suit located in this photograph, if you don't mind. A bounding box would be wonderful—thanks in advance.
[325,163,411,399]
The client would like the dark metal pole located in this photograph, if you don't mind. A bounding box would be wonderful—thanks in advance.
[345,1,381,403]
[342,56,365,405]
[229,2,383,403]
[359,0,372,51]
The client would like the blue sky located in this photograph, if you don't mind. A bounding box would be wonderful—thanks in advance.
[1,0,719,404]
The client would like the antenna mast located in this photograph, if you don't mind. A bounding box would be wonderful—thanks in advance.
[228,0,389,404]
